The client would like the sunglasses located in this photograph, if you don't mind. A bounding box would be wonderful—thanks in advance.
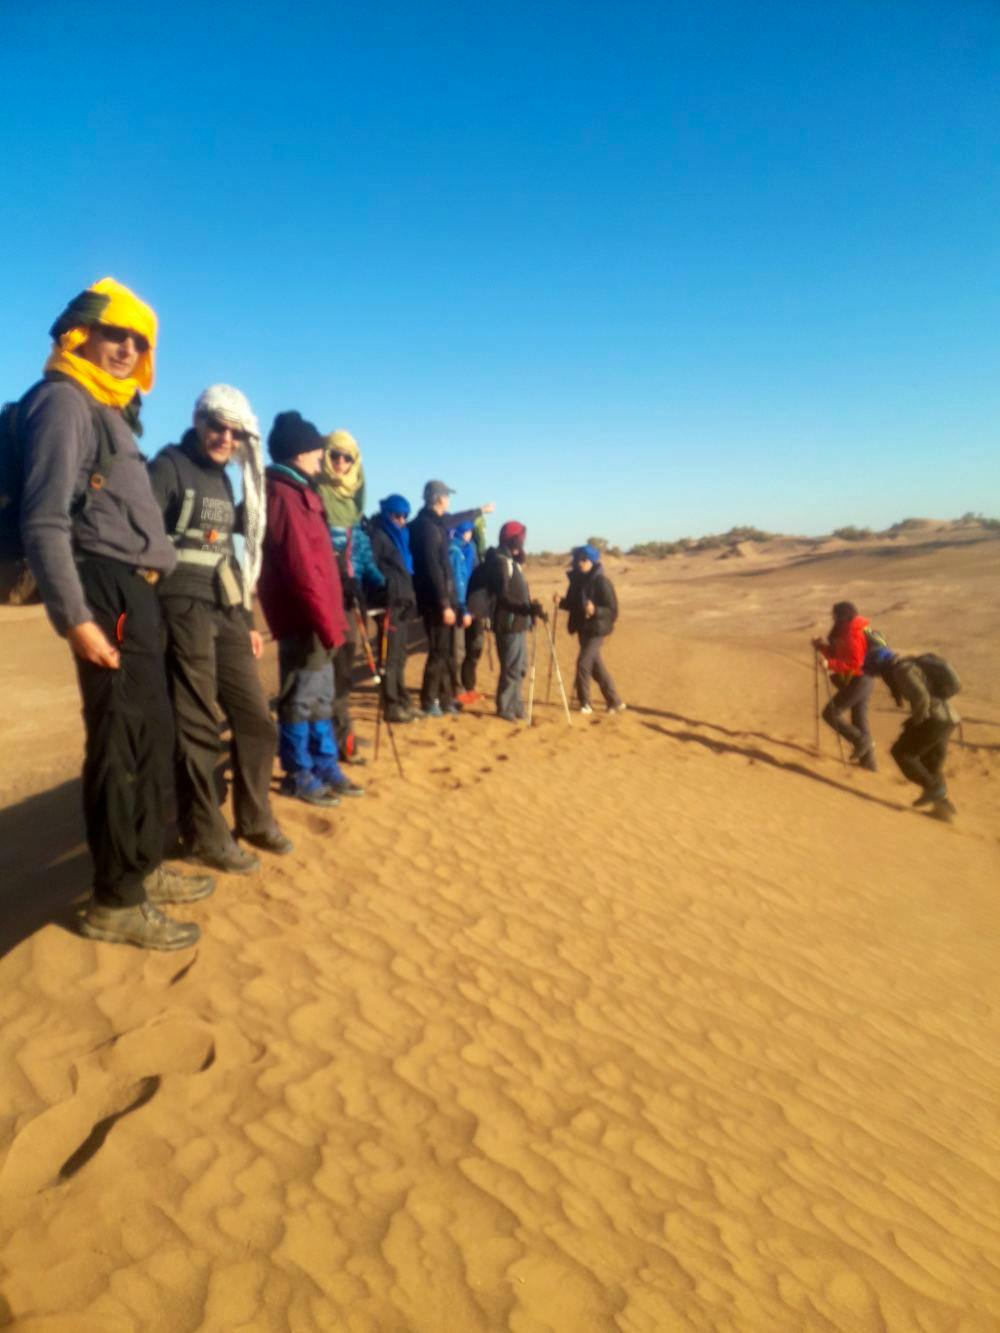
[204,415,249,444]
[96,323,150,355]
[329,450,355,464]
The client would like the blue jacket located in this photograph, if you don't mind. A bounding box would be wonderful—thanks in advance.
[448,537,473,615]
[328,521,386,597]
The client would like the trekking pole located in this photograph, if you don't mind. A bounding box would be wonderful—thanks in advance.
[813,650,821,754]
[353,605,381,683]
[542,616,572,725]
[380,610,405,779]
[821,667,849,772]
[526,623,539,726]
[545,598,559,705]
[486,622,495,673]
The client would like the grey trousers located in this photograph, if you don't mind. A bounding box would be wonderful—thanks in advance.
[495,631,528,719]
[575,634,621,708]
[822,673,874,751]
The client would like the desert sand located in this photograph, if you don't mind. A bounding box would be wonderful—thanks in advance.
[0,523,998,1332]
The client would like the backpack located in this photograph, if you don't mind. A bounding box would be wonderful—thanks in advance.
[0,374,117,564]
[465,552,497,621]
[911,653,961,700]
[864,626,888,650]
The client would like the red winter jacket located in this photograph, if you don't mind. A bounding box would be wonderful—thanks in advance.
[821,615,869,677]
[258,466,347,649]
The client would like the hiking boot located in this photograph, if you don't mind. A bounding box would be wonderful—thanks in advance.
[445,700,462,714]
[145,866,215,905]
[186,839,260,875]
[327,776,365,798]
[80,900,201,951]
[913,781,947,808]
[280,771,341,807]
[579,704,593,715]
[608,701,628,714]
[424,701,444,718]
[385,706,414,724]
[455,690,480,705]
[930,798,956,823]
[850,738,875,767]
[241,827,295,855]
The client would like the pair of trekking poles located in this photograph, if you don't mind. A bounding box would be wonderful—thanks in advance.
[526,604,572,727]
[813,648,849,772]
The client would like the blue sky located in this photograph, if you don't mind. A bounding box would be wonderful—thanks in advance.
[1,1,997,550]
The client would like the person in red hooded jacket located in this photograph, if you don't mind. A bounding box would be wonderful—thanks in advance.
[258,412,363,805]
[812,601,877,769]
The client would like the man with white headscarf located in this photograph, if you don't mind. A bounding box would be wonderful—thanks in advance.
[148,385,292,873]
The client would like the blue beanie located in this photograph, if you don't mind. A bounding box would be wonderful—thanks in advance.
[864,646,895,675]
[380,493,410,518]
[573,544,601,564]
[451,520,474,538]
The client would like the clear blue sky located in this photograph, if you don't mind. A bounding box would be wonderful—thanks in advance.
[2,1,997,550]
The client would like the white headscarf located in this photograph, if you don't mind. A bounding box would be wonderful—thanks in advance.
[193,384,265,610]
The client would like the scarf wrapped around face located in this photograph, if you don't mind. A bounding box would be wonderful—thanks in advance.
[319,429,366,526]
[194,384,265,611]
[44,277,158,412]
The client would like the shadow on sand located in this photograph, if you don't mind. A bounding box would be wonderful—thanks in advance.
[628,703,819,760]
[0,778,89,959]
[639,718,905,813]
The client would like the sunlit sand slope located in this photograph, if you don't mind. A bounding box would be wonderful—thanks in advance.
[1,528,997,1331]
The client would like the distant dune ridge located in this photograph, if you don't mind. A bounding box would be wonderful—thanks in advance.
[0,522,998,1330]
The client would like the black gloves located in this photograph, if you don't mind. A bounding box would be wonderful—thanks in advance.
[529,600,549,623]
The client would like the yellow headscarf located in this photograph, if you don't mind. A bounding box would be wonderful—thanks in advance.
[44,277,158,410]
[323,429,364,498]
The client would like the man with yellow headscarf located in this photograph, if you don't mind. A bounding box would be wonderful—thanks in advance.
[17,278,206,951]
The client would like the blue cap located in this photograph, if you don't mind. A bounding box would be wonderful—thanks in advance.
[380,493,410,517]
[864,646,895,675]
[573,544,601,564]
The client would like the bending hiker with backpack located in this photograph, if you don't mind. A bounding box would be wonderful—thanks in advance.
[11,278,207,949]
[315,430,385,764]
[148,386,292,874]
[472,520,548,722]
[864,647,961,821]
[812,601,878,771]
[558,544,626,715]
[258,412,363,805]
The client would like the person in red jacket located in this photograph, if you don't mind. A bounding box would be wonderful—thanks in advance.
[812,600,877,770]
[258,412,363,805]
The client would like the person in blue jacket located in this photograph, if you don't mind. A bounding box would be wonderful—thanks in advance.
[447,521,476,710]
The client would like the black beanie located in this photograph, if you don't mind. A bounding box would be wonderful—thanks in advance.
[268,411,324,464]
[832,601,858,622]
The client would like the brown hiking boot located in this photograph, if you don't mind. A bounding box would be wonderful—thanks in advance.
[79,900,201,951]
[145,866,215,905]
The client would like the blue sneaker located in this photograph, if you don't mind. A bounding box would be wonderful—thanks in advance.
[424,701,444,718]
[280,770,340,807]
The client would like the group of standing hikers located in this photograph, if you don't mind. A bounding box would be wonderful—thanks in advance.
[3,277,632,952]
[2,277,965,953]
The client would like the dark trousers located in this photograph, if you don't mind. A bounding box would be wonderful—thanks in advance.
[75,557,175,908]
[333,610,356,753]
[822,674,874,751]
[380,610,411,710]
[575,633,621,708]
[495,630,528,719]
[461,618,485,691]
[421,614,454,709]
[162,597,277,850]
[278,633,335,723]
[891,717,954,793]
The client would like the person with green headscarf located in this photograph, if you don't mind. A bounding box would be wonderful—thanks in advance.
[316,429,385,761]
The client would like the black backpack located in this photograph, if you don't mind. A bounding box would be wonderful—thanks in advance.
[0,373,117,563]
[465,551,497,622]
[911,653,961,700]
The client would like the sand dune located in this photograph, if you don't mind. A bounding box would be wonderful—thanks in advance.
[1,531,998,1331]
